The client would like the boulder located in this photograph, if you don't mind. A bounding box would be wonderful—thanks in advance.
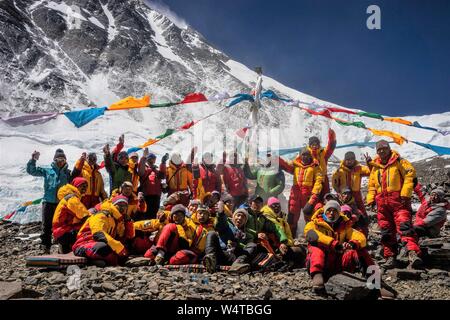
[0,281,22,300]
[425,248,450,268]
[325,272,379,300]
[386,269,424,281]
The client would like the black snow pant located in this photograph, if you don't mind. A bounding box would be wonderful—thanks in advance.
[282,245,307,268]
[41,202,57,249]
[144,195,161,220]
[55,230,78,254]
[205,231,256,265]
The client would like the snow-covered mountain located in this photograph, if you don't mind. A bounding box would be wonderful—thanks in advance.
[0,0,449,220]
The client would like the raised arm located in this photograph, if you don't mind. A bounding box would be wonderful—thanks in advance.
[324,128,337,162]
[278,156,295,174]
[26,151,46,177]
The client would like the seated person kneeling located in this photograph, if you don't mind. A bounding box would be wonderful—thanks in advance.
[304,200,372,293]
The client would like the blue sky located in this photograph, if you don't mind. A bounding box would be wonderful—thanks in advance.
[151,0,450,116]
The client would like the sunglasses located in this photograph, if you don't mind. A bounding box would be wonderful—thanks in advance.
[55,158,66,163]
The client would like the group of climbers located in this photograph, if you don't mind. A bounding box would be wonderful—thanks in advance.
[26,130,447,293]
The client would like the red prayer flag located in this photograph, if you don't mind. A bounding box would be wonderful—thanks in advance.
[180,93,208,104]
[325,106,357,115]
[180,121,197,130]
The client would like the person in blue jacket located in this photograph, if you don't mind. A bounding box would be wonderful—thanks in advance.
[26,148,72,253]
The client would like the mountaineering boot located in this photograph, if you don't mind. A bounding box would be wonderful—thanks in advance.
[90,260,106,268]
[312,272,325,294]
[228,262,250,275]
[154,250,165,266]
[203,253,217,273]
[407,250,423,269]
[382,256,397,270]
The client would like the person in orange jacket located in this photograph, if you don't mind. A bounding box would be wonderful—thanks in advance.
[308,128,336,198]
[192,152,222,200]
[279,148,323,236]
[340,189,369,237]
[304,200,371,293]
[110,181,147,220]
[190,204,216,232]
[72,152,107,209]
[165,152,194,206]
[144,204,208,265]
[52,177,91,253]
[413,185,449,238]
[332,151,371,214]
[137,148,168,219]
[366,140,422,269]
[72,195,134,266]
[131,210,170,254]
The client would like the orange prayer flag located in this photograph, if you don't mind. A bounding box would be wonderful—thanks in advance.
[384,117,413,126]
[108,95,151,111]
[139,138,160,149]
[368,128,407,145]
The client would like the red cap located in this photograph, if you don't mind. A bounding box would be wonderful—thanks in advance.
[112,195,128,205]
[72,177,88,188]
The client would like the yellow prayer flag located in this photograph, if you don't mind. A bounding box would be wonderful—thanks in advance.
[384,117,413,126]
[108,95,151,110]
[368,128,407,145]
[139,138,160,149]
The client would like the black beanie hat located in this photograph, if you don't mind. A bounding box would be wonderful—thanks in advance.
[344,151,356,160]
[308,136,320,146]
[54,148,66,160]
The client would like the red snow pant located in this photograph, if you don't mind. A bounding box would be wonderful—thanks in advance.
[144,223,198,264]
[72,241,119,266]
[288,185,313,236]
[319,175,331,201]
[80,194,102,210]
[131,234,154,254]
[376,192,420,258]
[353,191,367,215]
[307,244,373,277]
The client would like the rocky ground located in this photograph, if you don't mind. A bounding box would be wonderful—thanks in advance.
[0,219,449,300]
[1,159,449,300]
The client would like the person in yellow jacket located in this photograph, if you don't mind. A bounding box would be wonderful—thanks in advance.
[110,181,147,220]
[308,128,337,197]
[262,197,306,267]
[366,140,422,269]
[131,210,170,254]
[190,205,216,232]
[72,152,107,209]
[128,152,140,193]
[72,195,134,266]
[165,152,194,207]
[144,204,208,265]
[332,151,371,214]
[279,148,323,236]
[52,177,91,253]
[304,200,371,293]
